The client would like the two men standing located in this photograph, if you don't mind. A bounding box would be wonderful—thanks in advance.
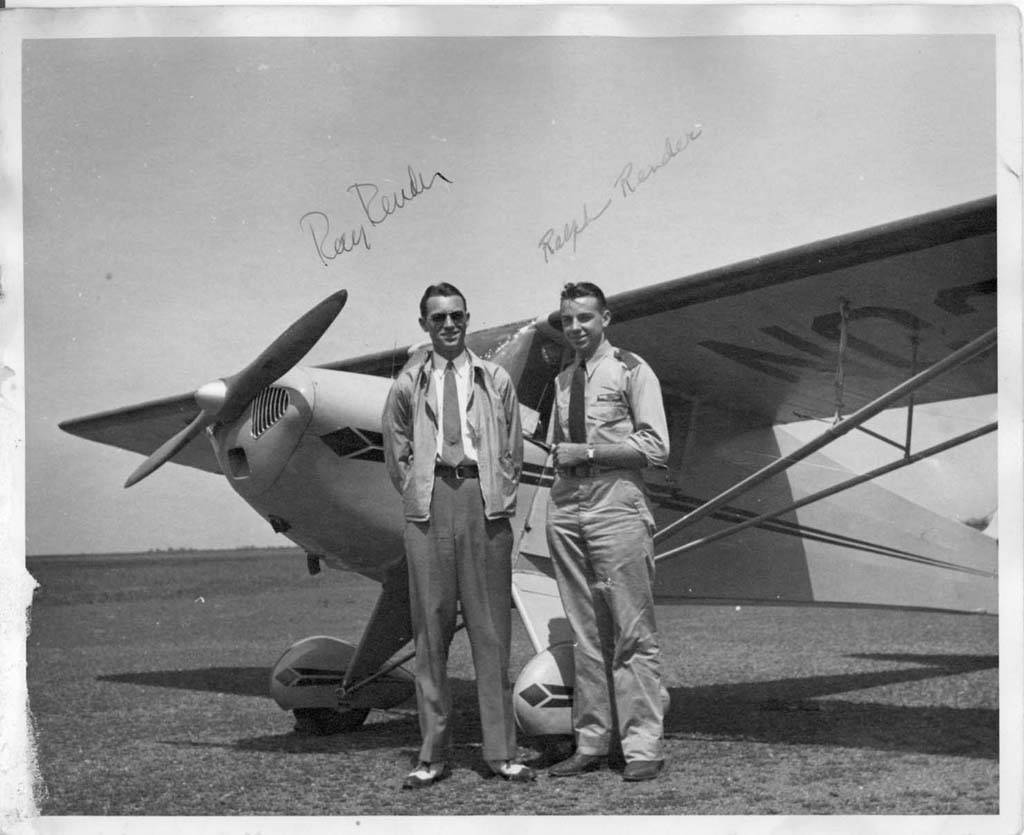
[382,279,668,786]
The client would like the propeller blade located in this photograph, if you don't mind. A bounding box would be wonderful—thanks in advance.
[123,289,348,488]
[124,410,211,488]
[219,289,348,421]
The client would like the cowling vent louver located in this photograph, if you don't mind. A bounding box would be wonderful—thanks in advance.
[251,386,290,438]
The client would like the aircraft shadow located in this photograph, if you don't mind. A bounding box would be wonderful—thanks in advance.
[109,652,996,760]
[99,666,271,697]
[661,652,997,760]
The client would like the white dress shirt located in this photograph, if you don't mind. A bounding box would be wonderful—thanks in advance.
[431,350,479,463]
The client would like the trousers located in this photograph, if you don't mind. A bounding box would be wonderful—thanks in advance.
[546,471,663,762]
[404,475,515,763]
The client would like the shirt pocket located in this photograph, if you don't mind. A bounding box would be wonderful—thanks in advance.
[588,392,630,426]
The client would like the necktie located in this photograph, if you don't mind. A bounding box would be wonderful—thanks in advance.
[441,361,466,466]
[568,360,587,443]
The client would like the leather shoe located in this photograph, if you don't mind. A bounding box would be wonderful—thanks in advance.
[402,761,448,789]
[548,751,607,777]
[622,760,664,782]
[488,760,537,782]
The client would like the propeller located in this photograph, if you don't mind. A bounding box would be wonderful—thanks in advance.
[124,289,349,488]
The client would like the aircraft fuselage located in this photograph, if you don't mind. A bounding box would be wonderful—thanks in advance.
[204,361,997,615]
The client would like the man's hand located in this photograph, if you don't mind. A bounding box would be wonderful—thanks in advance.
[552,443,589,469]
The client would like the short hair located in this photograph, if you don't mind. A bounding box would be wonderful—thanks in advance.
[419,282,467,319]
[560,281,607,310]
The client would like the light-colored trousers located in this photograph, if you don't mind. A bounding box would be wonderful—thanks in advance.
[546,471,664,763]
[404,476,516,763]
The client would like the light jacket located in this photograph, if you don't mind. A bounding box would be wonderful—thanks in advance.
[382,348,523,521]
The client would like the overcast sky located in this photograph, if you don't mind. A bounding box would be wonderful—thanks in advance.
[16,12,1006,555]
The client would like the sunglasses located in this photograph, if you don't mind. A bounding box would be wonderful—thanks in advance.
[427,310,467,326]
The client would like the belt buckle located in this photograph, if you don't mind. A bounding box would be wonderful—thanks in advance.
[453,465,467,480]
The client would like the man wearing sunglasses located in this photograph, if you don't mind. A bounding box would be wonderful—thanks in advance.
[382,282,533,788]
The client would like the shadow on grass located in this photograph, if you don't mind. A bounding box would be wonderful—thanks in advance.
[99,666,271,697]
[663,652,997,760]
[105,652,996,760]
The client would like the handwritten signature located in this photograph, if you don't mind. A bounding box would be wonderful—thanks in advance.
[301,165,453,267]
[538,198,613,264]
[539,125,703,263]
[299,211,371,266]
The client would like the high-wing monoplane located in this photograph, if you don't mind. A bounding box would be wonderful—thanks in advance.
[60,195,998,736]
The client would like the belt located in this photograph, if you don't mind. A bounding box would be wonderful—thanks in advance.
[557,464,618,478]
[435,463,480,480]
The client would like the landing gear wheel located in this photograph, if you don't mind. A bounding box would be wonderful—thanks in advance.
[272,636,414,736]
[293,706,370,736]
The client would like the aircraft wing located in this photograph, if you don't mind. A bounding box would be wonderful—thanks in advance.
[549,196,996,424]
[56,322,537,475]
[60,197,995,473]
[318,319,535,376]
[59,393,221,474]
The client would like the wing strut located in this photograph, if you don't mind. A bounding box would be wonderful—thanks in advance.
[652,327,996,547]
[809,317,924,457]
[654,420,996,566]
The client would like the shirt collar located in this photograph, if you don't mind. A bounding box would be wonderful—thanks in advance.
[431,349,471,375]
[575,338,613,377]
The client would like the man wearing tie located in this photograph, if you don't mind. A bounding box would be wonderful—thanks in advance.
[545,281,670,782]
[382,282,534,788]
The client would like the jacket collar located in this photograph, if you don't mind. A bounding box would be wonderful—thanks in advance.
[417,347,483,384]
[415,348,485,426]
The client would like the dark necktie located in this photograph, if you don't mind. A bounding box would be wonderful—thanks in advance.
[441,361,466,466]
[568,360,587,443]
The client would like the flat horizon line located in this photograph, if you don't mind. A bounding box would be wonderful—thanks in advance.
[25,545,304,562]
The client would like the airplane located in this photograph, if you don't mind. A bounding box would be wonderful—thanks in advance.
[59,194,998,737]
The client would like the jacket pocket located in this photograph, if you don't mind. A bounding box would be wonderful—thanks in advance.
[493,450,519,512]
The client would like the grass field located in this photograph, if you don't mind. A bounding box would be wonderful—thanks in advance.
[25,547,999,819]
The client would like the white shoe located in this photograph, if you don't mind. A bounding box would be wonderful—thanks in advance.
[402,761,448,789]
[487,760,537,782]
